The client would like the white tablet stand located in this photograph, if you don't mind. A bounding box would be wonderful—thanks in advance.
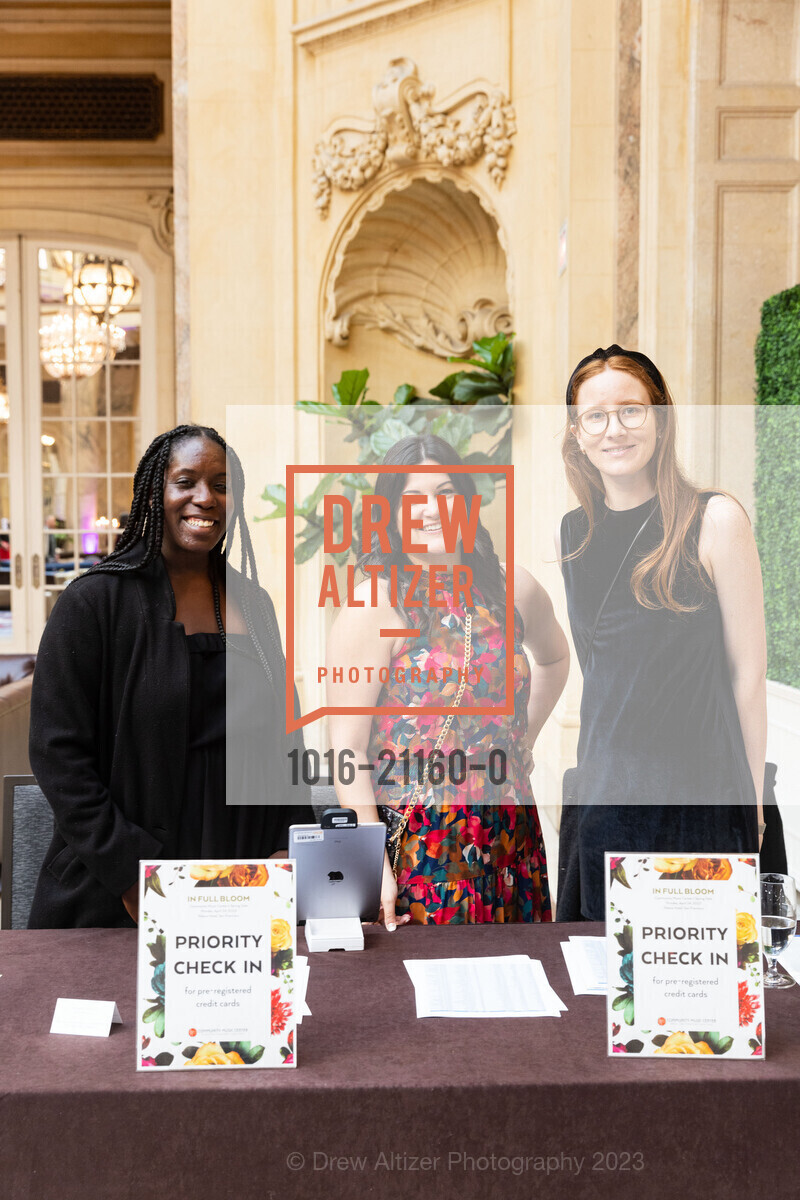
[305,916,365,953]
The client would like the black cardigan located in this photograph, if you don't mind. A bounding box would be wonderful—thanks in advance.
[28,550,312,928]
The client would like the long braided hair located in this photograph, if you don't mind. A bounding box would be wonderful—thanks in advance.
[90,424,284,689]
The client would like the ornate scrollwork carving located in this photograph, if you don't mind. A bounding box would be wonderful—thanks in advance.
[323,174,512,359]
[313,58,515,218]
[329,295,512,357]
[147,188,174,252]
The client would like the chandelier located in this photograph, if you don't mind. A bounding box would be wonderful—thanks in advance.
[73,255,135,318]
[39,308,126,380]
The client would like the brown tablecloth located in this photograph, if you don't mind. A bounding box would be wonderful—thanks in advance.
[1,923,798,1200]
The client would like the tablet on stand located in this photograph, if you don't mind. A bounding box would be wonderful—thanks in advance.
[289,810,385,951]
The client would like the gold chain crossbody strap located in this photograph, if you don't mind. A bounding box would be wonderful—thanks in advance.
[386,610,473,874]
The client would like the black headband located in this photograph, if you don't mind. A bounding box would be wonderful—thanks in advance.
[565,344,667,407]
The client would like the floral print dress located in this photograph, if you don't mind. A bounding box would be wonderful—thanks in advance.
[368,588,551,923]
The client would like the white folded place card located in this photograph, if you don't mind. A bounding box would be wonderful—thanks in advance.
[50,998,122,1038]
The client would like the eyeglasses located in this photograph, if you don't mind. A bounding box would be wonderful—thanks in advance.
[575,403,649,436]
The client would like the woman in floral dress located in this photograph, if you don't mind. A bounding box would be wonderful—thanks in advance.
[326,435,569,929]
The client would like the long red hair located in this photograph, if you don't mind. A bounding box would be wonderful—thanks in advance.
[562,355,708,613]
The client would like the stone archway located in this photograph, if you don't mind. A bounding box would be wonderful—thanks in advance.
[322,169,513,363]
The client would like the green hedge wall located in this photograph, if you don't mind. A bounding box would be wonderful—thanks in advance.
[755,284,800,689]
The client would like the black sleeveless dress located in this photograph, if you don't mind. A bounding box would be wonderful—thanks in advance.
[175,632,308,858]
[560,495,758,920]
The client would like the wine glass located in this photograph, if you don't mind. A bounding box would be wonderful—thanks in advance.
[760,873,797,989]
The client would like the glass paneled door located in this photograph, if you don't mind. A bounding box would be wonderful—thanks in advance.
[0,238,148,652]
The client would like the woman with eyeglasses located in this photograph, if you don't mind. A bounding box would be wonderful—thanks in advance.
[557,346,764,920]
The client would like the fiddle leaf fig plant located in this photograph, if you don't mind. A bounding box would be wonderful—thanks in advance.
[259,332,515,565]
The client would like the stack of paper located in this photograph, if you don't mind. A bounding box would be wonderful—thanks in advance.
[295,955,312,1023]
[403,955,567,1018]
[561,936,607,996]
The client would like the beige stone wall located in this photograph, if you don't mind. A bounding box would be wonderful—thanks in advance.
[180,1,620,806]
[180,0,800,860]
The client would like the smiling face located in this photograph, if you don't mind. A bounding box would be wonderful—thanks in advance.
[396,463,459,562]
[572,367,658,488]
[160,435,231,563]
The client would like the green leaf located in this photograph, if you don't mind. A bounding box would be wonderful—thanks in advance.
[154,1010,165,1038]
[142,1004,161,1024]
[613,865,632,890]
[298,473,340,517]
[452,374,505,403]
[406,411,431,434]
[623,998,635,1026]
[428,372,463,400]
[467,406,512,435]
[692,1031,734,1055]
[473,473,496,506]
[624,1040,644,1054]
[428,412,472,454]
[332,368,369,406]
[489,427,512,464]
[147,935,166,965]
[393,383,416,405]
[295,400,351,419]
[260,482,287,510]
[450,333,515,374]
[340,472,372,492]
[651,1034,668,1047]
[449,356,499,373]
[294,527,325,564]
[144,872,165,899]
[369,417,413,458]
[611,993,629,1012]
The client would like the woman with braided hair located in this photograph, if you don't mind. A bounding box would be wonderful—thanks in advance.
[28,425,312,928]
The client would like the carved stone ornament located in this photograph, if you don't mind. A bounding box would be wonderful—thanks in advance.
[324,174,512,359]
[312,58,515,219]
[147,188,174,253]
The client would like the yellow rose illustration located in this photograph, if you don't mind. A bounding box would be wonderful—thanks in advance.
[654,1031,713,1055]
[189,864,224,881]
[736,911,758,946]
[654,857,697,875]
[271,918,293,951]
[186,1041,242,1066]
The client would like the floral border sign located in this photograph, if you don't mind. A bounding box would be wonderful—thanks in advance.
[605,852,764,1059]
[136,860,296,1071]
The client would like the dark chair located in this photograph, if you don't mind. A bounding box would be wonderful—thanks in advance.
[1,775,53,930]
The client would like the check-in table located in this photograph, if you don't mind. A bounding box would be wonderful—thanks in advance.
[1,923,797,1200]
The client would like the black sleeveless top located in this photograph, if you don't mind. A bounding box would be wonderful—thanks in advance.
[175,632,306,858]
[560,495,757,920]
